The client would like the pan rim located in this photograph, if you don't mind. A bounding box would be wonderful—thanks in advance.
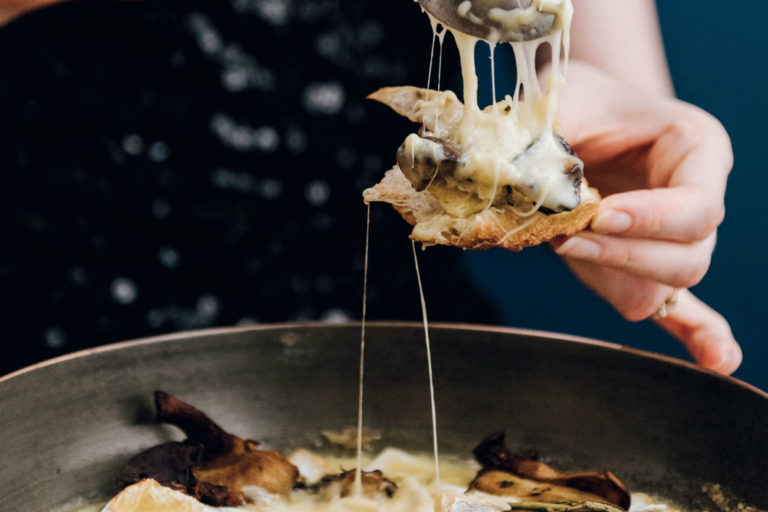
[2,321,766,401]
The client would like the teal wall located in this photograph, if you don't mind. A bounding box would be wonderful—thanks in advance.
[462,1,768,390]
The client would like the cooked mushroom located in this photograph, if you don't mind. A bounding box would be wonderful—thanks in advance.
[396,134,461,192]
[440,490,624,512]
[117,391,298,507]
[508,135,584,213]
[506,502,628,512]
[313,469,398,500]
[470,433,630,510]
[368,85,585,215]
[115,441,202,494]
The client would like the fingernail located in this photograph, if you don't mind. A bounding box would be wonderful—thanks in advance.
[592,210,633,233]
[555,236,601,260]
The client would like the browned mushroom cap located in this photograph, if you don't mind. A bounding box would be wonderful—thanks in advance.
[470,433,630,510]
[314,469,397,500]
[192,446,299,505]
[396,135,461,192]
[115,441,202,494]
[118,391,299,507]
[506,502,628,512]
[154,390,239,460]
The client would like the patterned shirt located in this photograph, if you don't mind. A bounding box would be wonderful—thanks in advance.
[0,0,497,374]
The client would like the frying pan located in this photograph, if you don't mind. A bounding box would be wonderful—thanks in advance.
[1,323,766,511]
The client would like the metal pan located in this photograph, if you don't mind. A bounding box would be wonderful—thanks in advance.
[1,323,766,511]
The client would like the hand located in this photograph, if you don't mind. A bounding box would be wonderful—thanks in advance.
[551,62,741,374]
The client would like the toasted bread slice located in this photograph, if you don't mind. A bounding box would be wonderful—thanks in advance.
[364,166,599,252]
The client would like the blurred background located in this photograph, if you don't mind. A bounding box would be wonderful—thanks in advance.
[0,1,765,391]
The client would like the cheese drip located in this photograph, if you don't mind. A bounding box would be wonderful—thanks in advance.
[354,204,372,496]
[410,0,581,220]
[411,241,441,488]
[78,450,679,512]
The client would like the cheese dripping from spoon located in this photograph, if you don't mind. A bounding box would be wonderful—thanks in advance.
[406,0,584,229]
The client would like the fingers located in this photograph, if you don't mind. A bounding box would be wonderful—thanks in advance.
[591,186,724,242]
[649,105,733,194]
[561,260,741,375]
[561,258,671,321]
[554,232,716,289]
[653,289,742,375]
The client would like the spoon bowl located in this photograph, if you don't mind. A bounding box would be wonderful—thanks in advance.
[417,0,558,42]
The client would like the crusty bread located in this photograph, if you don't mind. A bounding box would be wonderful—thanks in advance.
[363,166,599,252]
[367,86,464,134]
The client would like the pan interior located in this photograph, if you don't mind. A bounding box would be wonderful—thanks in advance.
[0,323,766,511]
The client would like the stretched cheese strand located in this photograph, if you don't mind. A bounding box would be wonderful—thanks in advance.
[454,31,480,133]
[411,241,441,488]
[404,0,580,245]
[436,25,447,92]
[355,0,576,496]
[426,17,438,97]
[426,18,449,133]
[354,204,372,496]
[489,42,497,108]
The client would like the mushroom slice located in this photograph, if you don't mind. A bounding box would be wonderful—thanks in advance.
[438,490,624,512]
[396,134,461,192]
[116,441,203,495]
[507,135,584,214]
[118,391,298,507]
[505,502,628,512]
[313,469,398,500]
[471,470,626,510]
[470,433,630,510]
[192,446,298,505]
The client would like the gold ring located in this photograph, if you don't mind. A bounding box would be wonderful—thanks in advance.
[654,288,681,319]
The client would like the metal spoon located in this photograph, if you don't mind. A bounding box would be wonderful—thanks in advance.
[417,0,557,42]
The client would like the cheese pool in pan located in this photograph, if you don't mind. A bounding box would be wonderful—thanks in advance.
[85,451,675,512]
[363,0,599,251]
[70,393,677,512]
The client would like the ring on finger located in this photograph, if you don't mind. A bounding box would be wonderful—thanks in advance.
[654,288,682,319]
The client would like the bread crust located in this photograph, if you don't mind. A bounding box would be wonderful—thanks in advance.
[363,166,599,252]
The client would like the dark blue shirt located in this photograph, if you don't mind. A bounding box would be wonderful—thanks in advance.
[0,0,497,374]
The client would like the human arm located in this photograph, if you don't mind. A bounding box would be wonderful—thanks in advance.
[570,0,674,97]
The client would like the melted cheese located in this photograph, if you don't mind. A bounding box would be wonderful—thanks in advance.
[77,450,679,512]
[65,4,666,512]
[411,241,441,487]
[354,204,372,495]
[404,0,583,239]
